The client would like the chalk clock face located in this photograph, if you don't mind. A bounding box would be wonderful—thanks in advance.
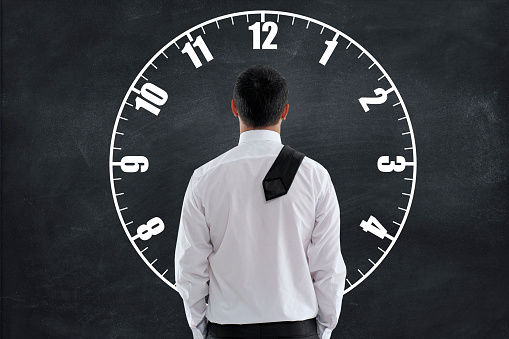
[109,10,417,294]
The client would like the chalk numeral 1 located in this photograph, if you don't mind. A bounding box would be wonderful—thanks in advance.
[319,39,338,65]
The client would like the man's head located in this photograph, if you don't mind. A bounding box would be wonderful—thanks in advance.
[232,65,289,129]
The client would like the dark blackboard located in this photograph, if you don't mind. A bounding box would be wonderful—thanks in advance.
[2,0,508,338]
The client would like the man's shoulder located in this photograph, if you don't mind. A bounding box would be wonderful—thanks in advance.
[300,153,330,178]
[193,146,239,179]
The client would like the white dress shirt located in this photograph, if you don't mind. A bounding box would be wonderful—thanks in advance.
[175,129,346,339]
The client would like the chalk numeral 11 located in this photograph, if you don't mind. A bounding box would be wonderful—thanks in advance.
[181,35,214,68]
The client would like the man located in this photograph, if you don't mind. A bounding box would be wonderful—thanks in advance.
[175,65,347,339]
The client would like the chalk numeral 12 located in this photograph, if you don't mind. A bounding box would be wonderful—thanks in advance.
[248,22,278,49]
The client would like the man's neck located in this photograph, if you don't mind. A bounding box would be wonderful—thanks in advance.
[240,124,281,135]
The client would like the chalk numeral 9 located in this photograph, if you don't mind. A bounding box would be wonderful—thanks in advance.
[112,156,149,173]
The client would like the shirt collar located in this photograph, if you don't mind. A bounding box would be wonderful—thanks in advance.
[238,129,282,145]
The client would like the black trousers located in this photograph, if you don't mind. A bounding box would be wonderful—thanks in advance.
[206,317,319,339]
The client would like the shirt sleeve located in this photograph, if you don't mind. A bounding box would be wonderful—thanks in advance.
[307,172,347,339]
[174,172,213,339]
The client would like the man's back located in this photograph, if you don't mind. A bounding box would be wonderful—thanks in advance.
[199,129,326,323]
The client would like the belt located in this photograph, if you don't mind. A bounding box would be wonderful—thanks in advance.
[207,317,317,338]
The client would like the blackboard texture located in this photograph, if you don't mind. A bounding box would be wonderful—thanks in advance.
[2,0,508,338]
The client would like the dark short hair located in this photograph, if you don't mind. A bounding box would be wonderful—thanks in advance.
[233,65,288,128]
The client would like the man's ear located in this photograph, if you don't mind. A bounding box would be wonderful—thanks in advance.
[231,99,238,117]
[282,103,289,120]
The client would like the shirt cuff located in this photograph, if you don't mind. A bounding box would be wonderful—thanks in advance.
[316,320,333,339]
[191,316,208,339]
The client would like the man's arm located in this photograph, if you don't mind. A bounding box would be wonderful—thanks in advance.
[307,172,347,339]
[174,172,213,339]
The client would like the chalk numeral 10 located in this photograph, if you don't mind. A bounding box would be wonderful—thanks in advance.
[135,83,168,116]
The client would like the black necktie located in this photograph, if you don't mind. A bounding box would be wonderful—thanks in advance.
[262,145,305,201]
